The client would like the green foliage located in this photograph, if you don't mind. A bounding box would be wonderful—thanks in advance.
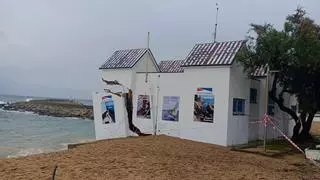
[237,8,320,140]
[237,8,320,112]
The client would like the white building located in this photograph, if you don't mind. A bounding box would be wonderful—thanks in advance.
[93,40,293,146]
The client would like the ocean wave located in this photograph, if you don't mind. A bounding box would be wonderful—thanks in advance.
[7,148,44,158]
[59,143,70,148]
[66,117,80,120]
[0,109,35,115]
[65,117,92,122]
[25,98,33,102]
[0,100,7,105]
[9,110,35,115]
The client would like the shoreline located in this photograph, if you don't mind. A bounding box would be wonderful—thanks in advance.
[1,99,93,120]
[0,99,95,159]
[1,138,95,159]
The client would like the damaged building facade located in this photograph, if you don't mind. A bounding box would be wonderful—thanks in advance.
[92,40,295,146]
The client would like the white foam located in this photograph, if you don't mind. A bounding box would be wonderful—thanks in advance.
[7,148,44,158]
[23,111,34,114]
[66,117,80,120]
[59,143,70,148]
[0,109,34,115]
[25,98,33,102]
[77,139,94,143]
[0,100,7,105]
[66,117,93,122]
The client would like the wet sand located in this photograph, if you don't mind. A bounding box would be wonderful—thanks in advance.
[0,135,319,180]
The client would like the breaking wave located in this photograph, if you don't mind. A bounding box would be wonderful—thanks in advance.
[7,148,44,158]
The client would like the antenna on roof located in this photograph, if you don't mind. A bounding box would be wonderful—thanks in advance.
[145,32,150,83]
[213,2,219,42]
[147,32,150,50]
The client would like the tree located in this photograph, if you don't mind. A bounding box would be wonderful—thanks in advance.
[237,8,320,142]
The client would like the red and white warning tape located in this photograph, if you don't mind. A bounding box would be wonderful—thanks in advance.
[263,115,320,168]
[266,116,304,154]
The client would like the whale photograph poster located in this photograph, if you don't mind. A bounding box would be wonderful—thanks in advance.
[162,96,180,122]
[193,88,215,123]
[101,95,116,124]
[136,95,151,119]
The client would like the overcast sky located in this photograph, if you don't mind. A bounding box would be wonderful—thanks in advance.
[0,0,319,99]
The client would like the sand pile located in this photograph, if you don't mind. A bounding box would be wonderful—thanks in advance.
[0,135,319,180]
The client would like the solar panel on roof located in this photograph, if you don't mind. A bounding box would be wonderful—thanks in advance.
[158,60,185,73]
[100,48,148,69]
[183,40,244,67]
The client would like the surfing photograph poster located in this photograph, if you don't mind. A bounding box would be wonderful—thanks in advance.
[162,96,180,122]
[194,88,215,123]
[136,95,151,119]
[101,95,116,124]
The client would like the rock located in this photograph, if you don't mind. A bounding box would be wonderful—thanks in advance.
[1,99,93,120]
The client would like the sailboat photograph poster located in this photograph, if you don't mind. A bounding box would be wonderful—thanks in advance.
[162,96,180,121]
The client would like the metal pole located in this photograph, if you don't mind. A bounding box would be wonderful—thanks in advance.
[154,75,160,135]
[213,3,219,42]
[145,32,150,83]
[264,68,269,152]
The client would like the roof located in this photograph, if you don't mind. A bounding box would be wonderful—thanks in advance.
[158,60,185,73]
[99,48,147,69]
[182,40,244,67]
[252,66,268,77]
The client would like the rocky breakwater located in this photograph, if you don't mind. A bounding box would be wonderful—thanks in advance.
[3,99,93,120]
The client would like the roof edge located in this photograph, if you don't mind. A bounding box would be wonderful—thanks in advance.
[181,63,233,68]
[99,48,148,70]
[128,48,148,69]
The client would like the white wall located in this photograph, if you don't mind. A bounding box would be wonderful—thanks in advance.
[100,51,159,92]
[92,92,129,140]
[101,69,133,91]
[248,79,261,141]
[257,78,267,139]
[227,63,251,145]
[95,59,294,146]
[134,51,158,73]
[179,67,230,145]
[131,66,231,146]
[256,76,292,140]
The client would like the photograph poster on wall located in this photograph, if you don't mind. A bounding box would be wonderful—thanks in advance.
[194,88,215,123]
[136,95,151,119]
[101,95,116,124]
[162,96,180,122]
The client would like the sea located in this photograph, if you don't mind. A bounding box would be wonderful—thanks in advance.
[0,94,95,158]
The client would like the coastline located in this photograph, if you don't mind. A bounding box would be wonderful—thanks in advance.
[0,109,95,159]
[1,99,93,120]
[2,138,95,159]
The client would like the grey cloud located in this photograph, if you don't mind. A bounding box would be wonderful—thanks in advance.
[0,0,319,99]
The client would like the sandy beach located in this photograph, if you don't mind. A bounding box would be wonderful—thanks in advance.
[0,134,319,180]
